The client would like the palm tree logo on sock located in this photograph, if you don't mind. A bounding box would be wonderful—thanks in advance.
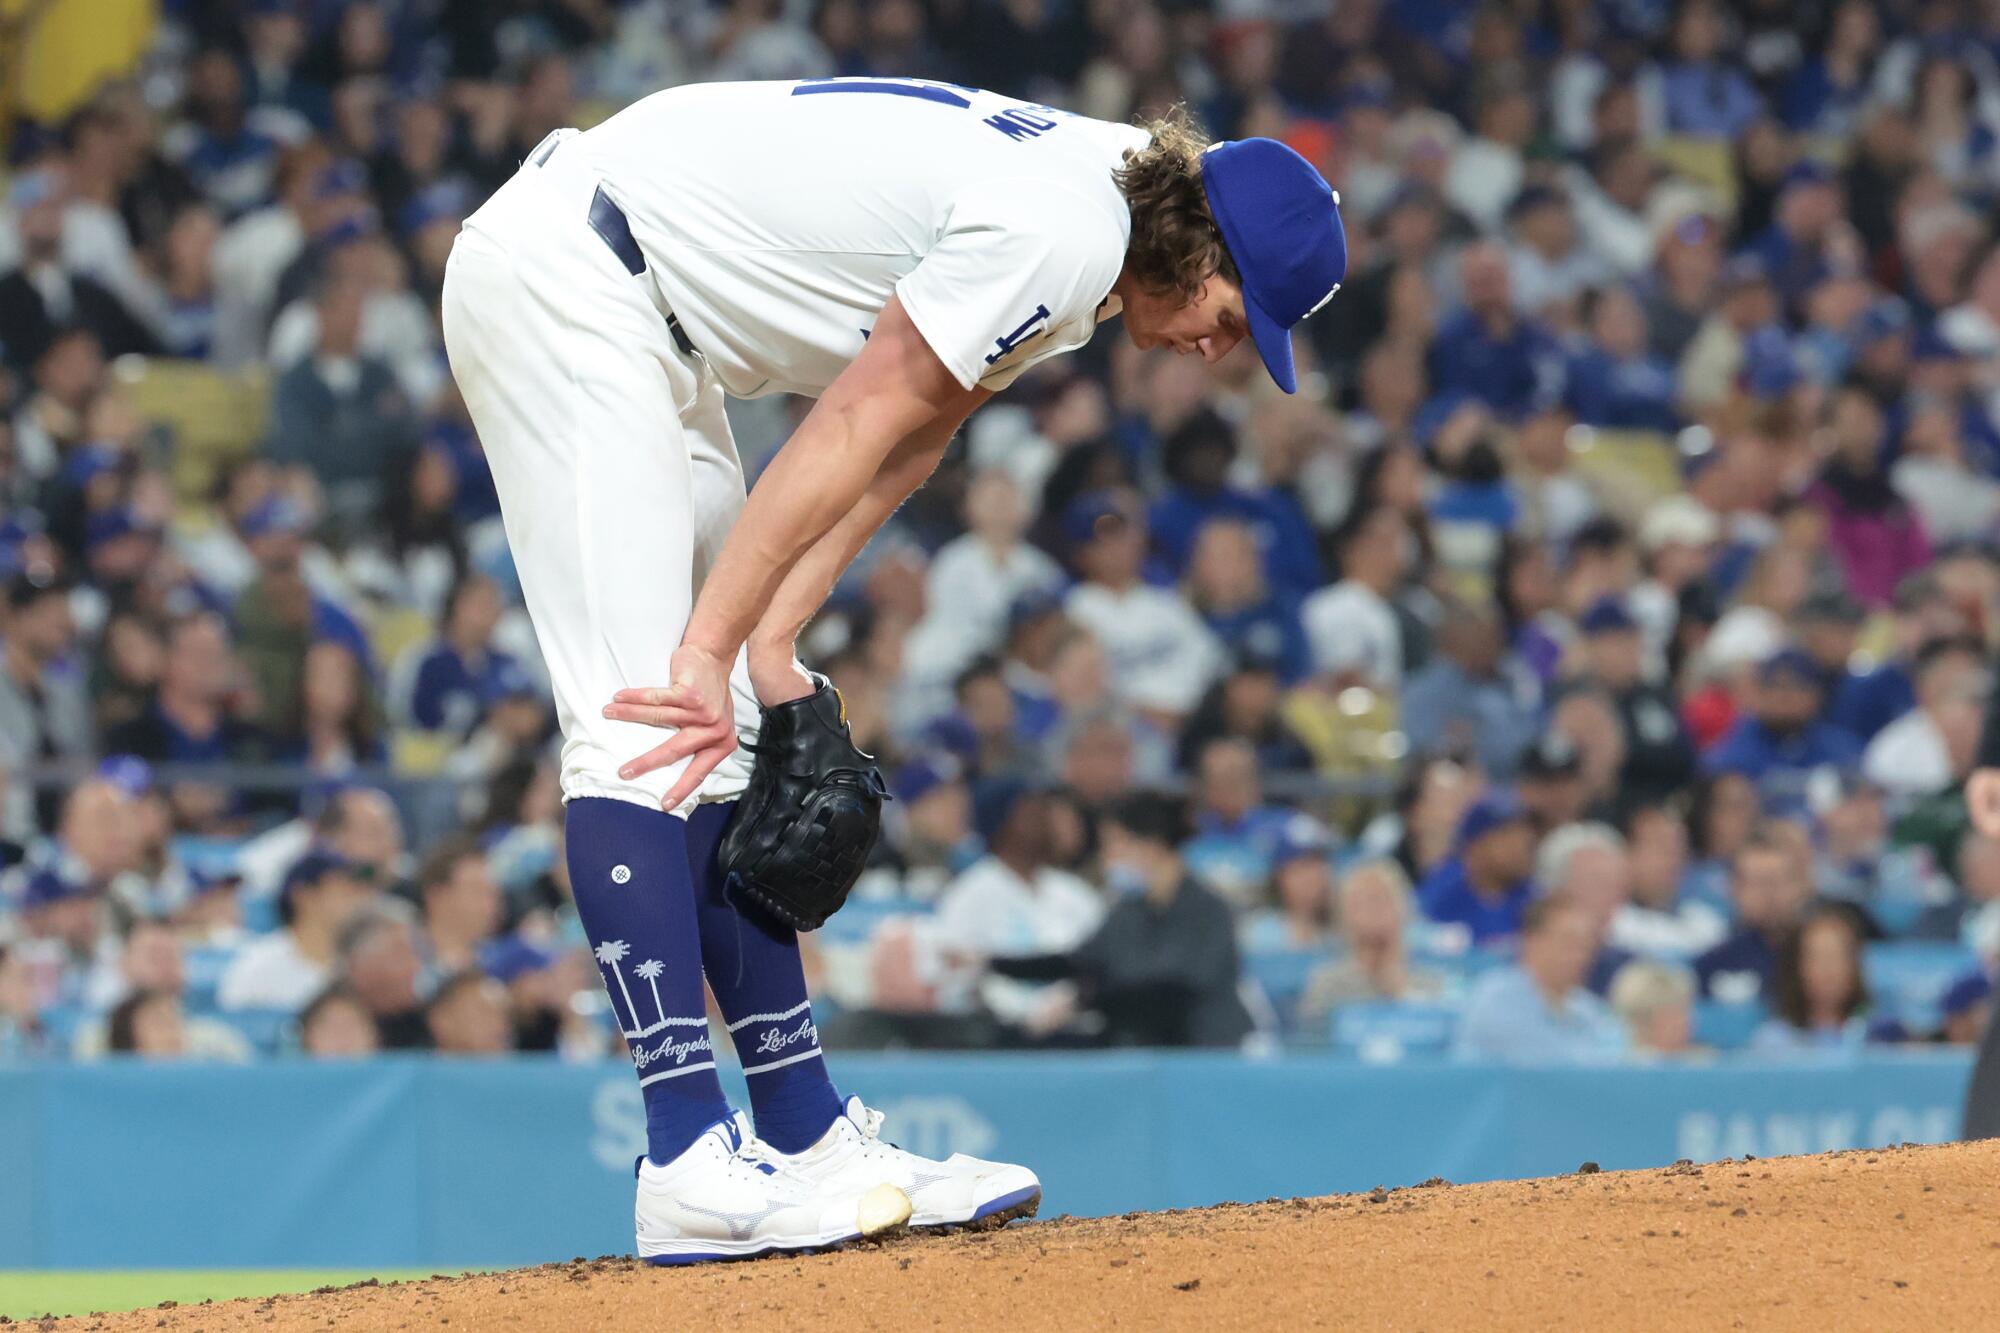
[595,940,641,1035]
[595,941,681,1040]
[635,959,666,1029]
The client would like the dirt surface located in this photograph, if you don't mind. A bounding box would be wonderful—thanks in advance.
[41,1140,2000,1331]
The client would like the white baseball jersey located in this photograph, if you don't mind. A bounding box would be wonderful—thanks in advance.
[562,79,1148,398]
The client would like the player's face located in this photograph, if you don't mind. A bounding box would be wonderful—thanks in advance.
[1119,274,1250,363]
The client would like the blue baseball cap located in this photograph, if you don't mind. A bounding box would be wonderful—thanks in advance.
[893,753,962,805]
[97,753,155,798]
[1272,813,1335,866]
[970,777,1035,845]
[281,849,358,903]
[1759,646,1823,686]
[1200,138,1347,395]
[479,935,556,984]
[1579,596,1638,635]
[85,507,160,553]
[1455,790,1528,852]
[22,867,91,911]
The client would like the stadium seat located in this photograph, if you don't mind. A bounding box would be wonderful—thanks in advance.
[1693,999,1767,1052]
[215,1008,297,1056]
[1653,136,1738,211]
[1243,947,1333,1035]
[111,356,271,508]
[1863,942,1984,1032]
[1330,1001,1460,1062]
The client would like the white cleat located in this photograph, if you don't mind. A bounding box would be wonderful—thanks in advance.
[778,1096,1042,1231]
[635,1112,912,1265]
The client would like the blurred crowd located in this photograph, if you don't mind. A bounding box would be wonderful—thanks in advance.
[6,0,2000,1066]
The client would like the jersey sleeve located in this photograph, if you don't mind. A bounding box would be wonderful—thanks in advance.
[896,181,1126,393]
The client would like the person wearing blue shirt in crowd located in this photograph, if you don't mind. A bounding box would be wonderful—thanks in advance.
[1563,286,1679,433]
[1694,830,1814,1005]
[104,611,269,765]
[1660,0,1765,141]
[1146,411,1321,599]
[1793,587,1909,745]
[1703,648,1862,815]
[1427,241,1564,420]
[1184,518,1311,684]
[1417,790,1539,946]
[1743,162,1846,313]
[1180,737,1298,908]
[1453,895,1629,1062]
[1399,599,1540,781]
[400,572,524,738]
[175,49,284,218]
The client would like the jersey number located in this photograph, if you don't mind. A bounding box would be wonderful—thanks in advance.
[791,79,1067,142]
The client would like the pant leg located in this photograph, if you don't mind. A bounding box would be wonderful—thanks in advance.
[441,173,734,1161]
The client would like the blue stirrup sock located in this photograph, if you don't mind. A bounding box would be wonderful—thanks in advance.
[564,797,732,1166]
[685,801,844,1153]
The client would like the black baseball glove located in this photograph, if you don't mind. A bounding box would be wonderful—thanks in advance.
[717,673,888,931]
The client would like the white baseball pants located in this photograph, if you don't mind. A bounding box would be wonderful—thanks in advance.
[441,138,759,812]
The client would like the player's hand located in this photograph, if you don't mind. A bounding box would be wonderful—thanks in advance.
[604,644,738,810]
[1969,768,2000,839]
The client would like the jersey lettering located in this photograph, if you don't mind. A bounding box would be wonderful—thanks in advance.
[983,108,1062,141]
[985,304,1052,364]
[790,80,1066,145]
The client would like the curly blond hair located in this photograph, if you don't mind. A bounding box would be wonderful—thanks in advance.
[1113,106,1241,303]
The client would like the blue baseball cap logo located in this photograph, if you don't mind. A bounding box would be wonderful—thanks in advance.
[1199,138,1347,395]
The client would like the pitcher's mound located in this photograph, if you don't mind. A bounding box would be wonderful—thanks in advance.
[74,1139,2000,1330]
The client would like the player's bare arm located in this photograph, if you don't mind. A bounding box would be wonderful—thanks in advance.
[602,295,979,809]
[605,379,988,790]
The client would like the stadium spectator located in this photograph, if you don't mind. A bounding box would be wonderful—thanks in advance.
[1937,973,1993,1047]
[337,902,429,1050]
[1240,816,1338,954]
[105,611,265,766]
[1695,831,1815,1005]
[933,781,1103,1041]
[263,270,419,532]
[1419,791,1538,946]
[1575,598,1698,812]
[1862,637,1987,799]
[0,944,50,1057]
[906,468,1064,687]
[1175,653,1314,774]
[1398,599,1539,780]
[218,851,373,1012]
[1608,961,1698,1058]
[105,987,186,1059]
[0,169,159,371]
[1180,738,1295,910]
[0,573,91,832]
[398,572,525,739]
[1301,504,1411,689]
[415,838,504,980]
[1704,648,1862,815]
[1062,491,1222,722]
[1750,905,1889,1053]
[1536,821,1637,993]
[1453,896,1630,1062]
[424,968,514,1056]
[1300,859,1446,1032]
[300,984,380,1059]
[1611,801,1727,960]
[989,792,1251,1048]
[1183,519,1311,685]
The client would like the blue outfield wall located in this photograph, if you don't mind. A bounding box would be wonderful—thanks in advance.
[0,1050,1974,1270]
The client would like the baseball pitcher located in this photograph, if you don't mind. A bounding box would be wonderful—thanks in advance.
[440,76,1344,1263]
